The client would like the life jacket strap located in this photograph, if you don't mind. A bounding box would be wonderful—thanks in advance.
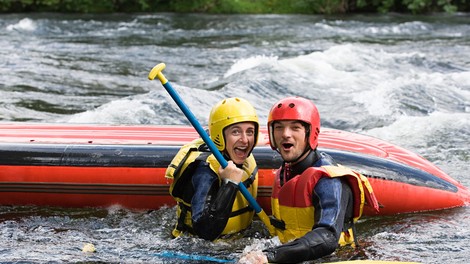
[176,203,193,234]
[342,217,359,248]
[269,216,286,230]
[229,205,253,217]
[171,147,199,177]
[242,166,258,188]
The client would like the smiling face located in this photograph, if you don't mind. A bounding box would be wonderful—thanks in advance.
[223,122,256,165]
[272,120,309,163]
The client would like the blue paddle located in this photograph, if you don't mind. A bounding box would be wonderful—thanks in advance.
[148,63,274,235]
[154,251,235,263]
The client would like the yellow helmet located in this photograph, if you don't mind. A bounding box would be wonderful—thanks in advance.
[209,97,259,152]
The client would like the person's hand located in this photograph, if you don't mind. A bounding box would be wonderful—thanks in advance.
[219,160,243,184]
[237,250,268,264]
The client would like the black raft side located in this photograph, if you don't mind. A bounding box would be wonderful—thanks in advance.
[0,143,457,192]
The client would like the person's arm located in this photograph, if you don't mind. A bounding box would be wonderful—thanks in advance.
[263,227,338,262]
[191,161,241,241]
[263,178,353,263]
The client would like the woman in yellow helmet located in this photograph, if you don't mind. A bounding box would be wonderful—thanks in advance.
[167,97,260,241]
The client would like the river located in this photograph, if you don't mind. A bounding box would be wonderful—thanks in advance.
[0,12,469,263]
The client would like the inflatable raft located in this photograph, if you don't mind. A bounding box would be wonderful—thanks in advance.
[0,122,469,215]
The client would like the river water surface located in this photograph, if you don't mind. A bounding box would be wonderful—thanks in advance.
[1,13,469,263]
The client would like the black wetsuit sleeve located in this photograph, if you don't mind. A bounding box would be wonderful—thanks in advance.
[264,178,353,263]
[264,227,338,263]
[190,162,239,241]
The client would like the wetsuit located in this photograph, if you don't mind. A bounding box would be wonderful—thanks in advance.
[190,160,242,240]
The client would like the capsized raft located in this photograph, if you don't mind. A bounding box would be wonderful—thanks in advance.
[0,122,469,215]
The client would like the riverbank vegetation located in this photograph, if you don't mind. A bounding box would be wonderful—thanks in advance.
[1,0,468,14]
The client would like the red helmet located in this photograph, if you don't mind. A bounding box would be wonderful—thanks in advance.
[267,96,321,150]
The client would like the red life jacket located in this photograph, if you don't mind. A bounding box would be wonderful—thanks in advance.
[271,164,379,244]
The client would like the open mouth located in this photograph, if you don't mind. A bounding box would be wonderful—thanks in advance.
[234,146,248,158]
[282,143,294,150]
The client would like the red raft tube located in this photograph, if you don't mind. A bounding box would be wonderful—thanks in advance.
[0,122,468,215]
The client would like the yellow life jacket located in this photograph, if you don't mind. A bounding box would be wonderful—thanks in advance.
[165,138,259,238]
[271,164,378,245]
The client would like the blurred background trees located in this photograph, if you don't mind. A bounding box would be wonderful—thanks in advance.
[0,0,468,14]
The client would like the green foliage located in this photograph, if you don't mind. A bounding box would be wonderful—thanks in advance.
[403,0,430,13]
[167,0,351,14]
[356,0,460,13]
[0,0,166,13]
[438,0,458,12]
[0,0,466,13]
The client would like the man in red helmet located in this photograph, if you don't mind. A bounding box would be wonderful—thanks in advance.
[239,96,378,263]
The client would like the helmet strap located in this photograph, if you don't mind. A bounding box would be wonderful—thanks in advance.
[291,124,312,164]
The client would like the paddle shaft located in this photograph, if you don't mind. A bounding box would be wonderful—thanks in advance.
[160,81,264,211]
[155,251,234,263]
[148,63,274,234]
